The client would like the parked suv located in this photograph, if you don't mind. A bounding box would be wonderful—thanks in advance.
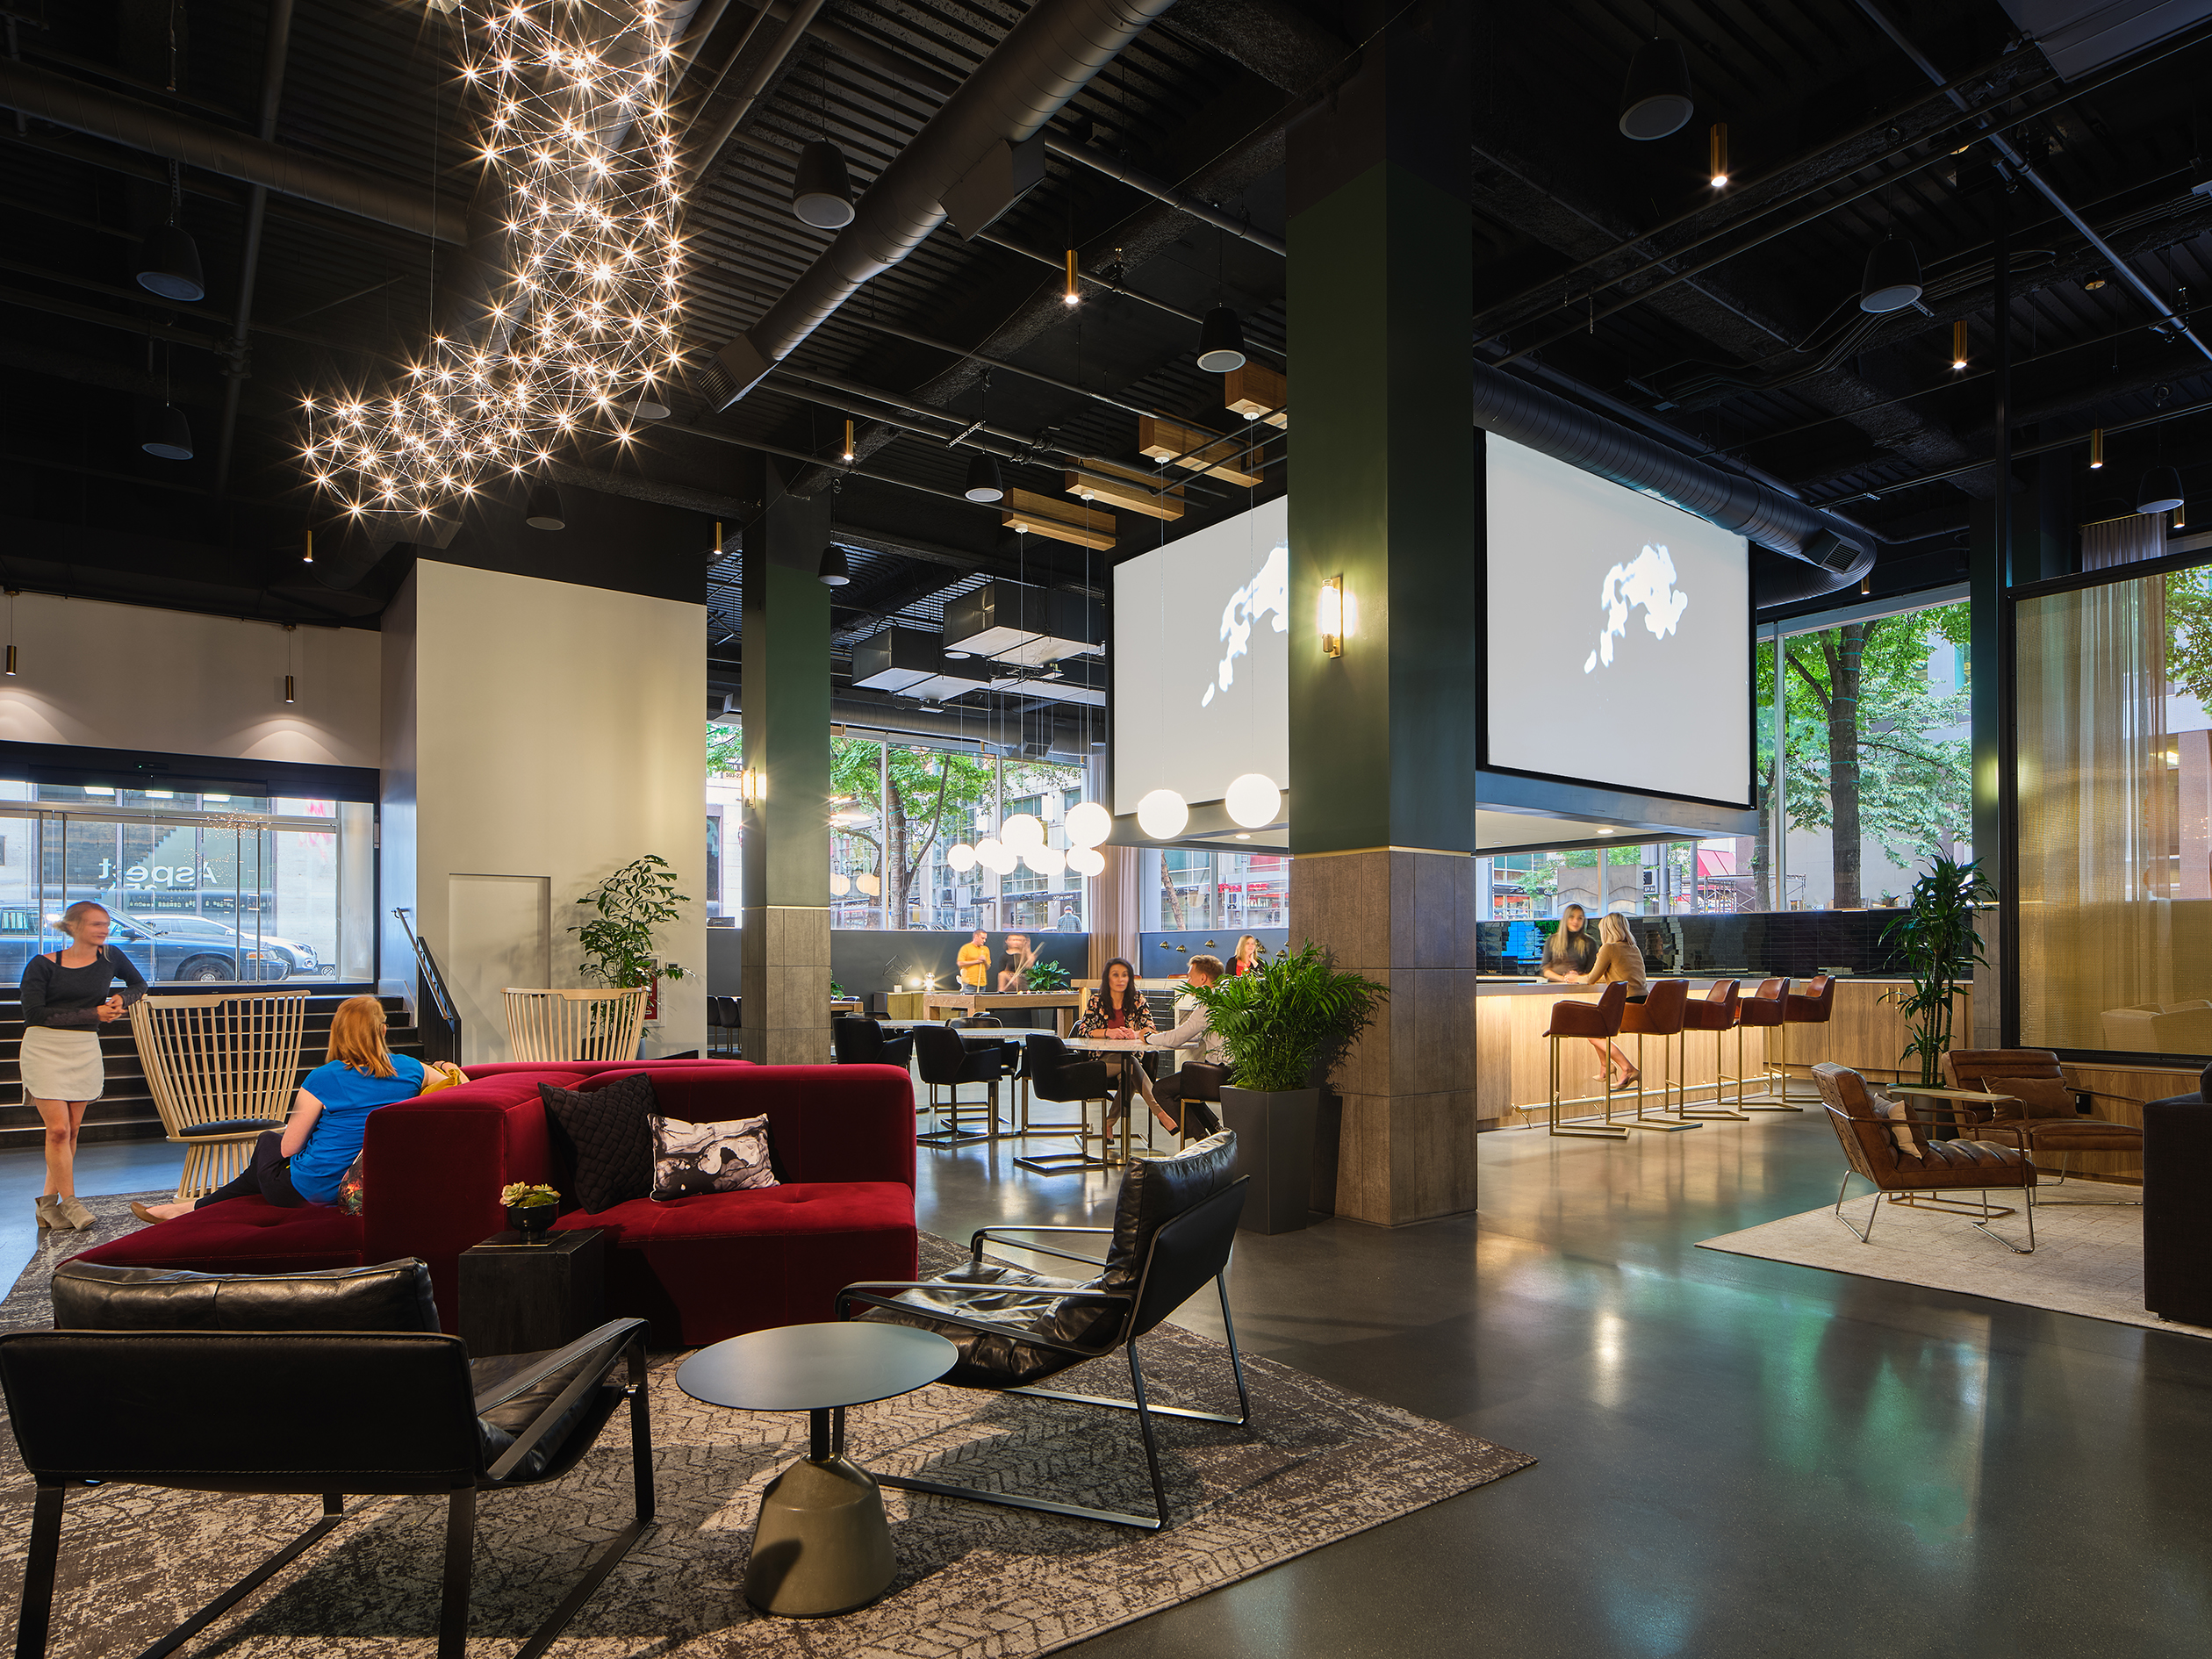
[0,908,299,985]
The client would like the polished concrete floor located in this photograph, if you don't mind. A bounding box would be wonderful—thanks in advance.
[11,1107,2209,1656]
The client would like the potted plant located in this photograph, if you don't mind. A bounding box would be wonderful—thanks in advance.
[1882,854,1995,1088]
[571,855,689,1050]
[501,1181,560,1243]
[1185,942,1388,1234]
[1023,958,1072,993]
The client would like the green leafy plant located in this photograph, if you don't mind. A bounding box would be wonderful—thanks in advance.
[1024,957,1072,992]
[571,854,690,989]
[1882,854,1995,1087]
[1184,941,1389,1094]
[500,1181,559,1209]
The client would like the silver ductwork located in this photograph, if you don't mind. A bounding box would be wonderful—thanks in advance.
[1473,361,1876,602]
[699,0,1179,406]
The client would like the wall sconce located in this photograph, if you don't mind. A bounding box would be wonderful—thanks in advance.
[740,766,766,804]
[1318,575,1346,657]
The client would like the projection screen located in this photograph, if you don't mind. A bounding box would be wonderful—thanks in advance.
[1483,433,1751,806]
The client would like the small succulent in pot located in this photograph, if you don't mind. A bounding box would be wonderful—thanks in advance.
[500,1181,561,1241]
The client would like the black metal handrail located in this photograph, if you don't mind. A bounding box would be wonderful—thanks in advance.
[393,908,461,1066]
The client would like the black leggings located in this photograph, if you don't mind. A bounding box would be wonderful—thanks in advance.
[194,1130,305,1210]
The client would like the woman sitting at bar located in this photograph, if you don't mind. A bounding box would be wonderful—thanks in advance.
[1538,903,1598,982]
[135,997,451,1222]
[1563,911,1649,1090]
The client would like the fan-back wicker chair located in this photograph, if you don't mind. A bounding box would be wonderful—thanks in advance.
[130,991,311,1201]
[502,988,650,1063]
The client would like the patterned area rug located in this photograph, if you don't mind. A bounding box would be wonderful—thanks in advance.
[0,1224,1533,1656]
[1698,1187,2212,1338]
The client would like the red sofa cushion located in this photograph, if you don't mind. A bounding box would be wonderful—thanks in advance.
[68,1197,364,1280]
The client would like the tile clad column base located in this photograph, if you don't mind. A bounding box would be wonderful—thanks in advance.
[1291,850,1476,1226]
[740,905,832,1066]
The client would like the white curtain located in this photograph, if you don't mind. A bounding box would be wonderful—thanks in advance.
[2081,514,2168,571]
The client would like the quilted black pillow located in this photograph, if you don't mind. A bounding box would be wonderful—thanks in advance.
[540,1072,657,1214]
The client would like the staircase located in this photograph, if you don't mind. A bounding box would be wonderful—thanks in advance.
[0,986,425,1152]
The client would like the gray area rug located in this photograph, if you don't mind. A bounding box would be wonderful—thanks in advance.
[0,1221,1533,1656]
[1699,1189,2212,1338]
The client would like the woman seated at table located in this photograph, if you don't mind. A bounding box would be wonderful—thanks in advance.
[134,996,456,1222]
[1538,904,1598,981]
[1560,911,1648,1090]
[1075,957,1155,1132]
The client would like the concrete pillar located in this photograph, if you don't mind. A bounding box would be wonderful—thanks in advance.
[740,460,834,1064]
[1285,4,1476,1226]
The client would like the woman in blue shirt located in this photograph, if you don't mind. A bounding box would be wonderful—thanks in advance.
[134,996,442,1222]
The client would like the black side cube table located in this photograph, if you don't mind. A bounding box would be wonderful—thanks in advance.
[459,1227,606,1357]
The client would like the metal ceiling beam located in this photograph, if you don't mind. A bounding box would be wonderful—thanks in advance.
[0,57,464,244]
[1043,136,1286,255]
[214,0,295,498]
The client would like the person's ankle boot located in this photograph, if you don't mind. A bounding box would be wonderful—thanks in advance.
[56,1195,95,1232]
[33,1195,60,1231]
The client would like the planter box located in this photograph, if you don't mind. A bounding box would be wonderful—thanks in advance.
[1219,1086,1319,1234]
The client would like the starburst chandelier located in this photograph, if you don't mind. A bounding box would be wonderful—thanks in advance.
[300,1,686,524]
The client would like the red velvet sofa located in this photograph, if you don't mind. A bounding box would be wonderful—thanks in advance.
[68,1059,918,1347]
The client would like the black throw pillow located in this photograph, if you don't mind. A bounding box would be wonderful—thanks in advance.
[539,1073,657,1214]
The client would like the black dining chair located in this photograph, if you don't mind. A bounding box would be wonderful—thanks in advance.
[830,1016,914,1069]
[912,1023,1005,1144]
[2,1258,652,1659]
[1015,1032,1112,1174]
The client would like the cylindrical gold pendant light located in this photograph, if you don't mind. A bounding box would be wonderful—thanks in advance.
[1709,123,1728,187]
[2089,427,2104,469]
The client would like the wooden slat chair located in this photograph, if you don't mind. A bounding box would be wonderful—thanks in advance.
[131,991,311,1202]
[501,988,649,1064]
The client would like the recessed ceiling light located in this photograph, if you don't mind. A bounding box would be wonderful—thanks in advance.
[1234,832,1252,840]
[1598,827,1617,835]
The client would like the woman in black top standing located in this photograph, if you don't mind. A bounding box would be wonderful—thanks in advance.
[20,901,145,1231]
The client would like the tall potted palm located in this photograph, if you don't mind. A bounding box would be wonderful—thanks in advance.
[1185,943,1388,1233]
[1882,854,1993,1088]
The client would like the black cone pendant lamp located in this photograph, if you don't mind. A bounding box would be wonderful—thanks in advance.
[963,453,1005,504]
[136,222,205,302]
[525,480,567,530]
[1619,37,1693,140]
[1196,305,1247,372]
[817,543,851,585]
[791,139,856,229]
[1859,236,1923,313]
[2138,465,2186,515]
[141,404,194,461]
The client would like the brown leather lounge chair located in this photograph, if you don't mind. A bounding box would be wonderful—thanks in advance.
[1942,1048,2143,1204]
[1813,1062,2036,1253]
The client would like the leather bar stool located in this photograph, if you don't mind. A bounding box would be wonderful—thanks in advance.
[1544,981,1630,1138]
[1677,980,1750,1119]
[1776,973,1837,1105]
[1736,977,1799,1110]
[1617,980,1698,1132]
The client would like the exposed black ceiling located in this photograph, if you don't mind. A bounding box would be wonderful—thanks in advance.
[4,0,2211,688]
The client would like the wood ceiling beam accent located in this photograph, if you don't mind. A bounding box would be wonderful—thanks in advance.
[1004,514,1117,549]
[1002,487,1117,533]
[1062,468,1183,519]
[1138,415,1263,487]
[1223,361,1287,427]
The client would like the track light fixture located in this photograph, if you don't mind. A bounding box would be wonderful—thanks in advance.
[524,480,567,530]
[817,544,851,586]
[1858,236,1923,314]
[1951,320,1969,371]
[141,403,194,462]
[963,452,1004,504]
[1708,124,1728,187]
[2137,465,2185,516]
[1064,248,1081,306]
[791,139,857,229]
[2090,427,2104,469]
[1196,305,1247,373]
[1619,36,1693,140]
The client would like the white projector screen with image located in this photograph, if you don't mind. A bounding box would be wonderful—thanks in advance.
[1484,433,1751,805]
[1113,495,1289,816]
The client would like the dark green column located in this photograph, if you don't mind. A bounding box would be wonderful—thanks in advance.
[1285,6,1476,1225]
[740,458,833,1064]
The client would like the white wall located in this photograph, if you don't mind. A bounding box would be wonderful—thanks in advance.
[0,592,379,768]
[386,562,706,1060]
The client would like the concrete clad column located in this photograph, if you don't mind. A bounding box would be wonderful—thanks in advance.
[740,460,833,1065]
[1286,5,1476,1226]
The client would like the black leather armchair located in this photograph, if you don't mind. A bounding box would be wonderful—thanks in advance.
[3,1259,652,1659]
[830,1015,915,1069]
[913,1023,1006,1145]
[837,1132,1252,1530]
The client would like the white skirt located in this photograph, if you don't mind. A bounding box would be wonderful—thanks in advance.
[21,1024,104,1103]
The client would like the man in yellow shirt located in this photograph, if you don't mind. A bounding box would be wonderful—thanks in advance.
[957,929,991,989]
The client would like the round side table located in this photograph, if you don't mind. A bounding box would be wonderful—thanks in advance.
[677,1321,955,1617]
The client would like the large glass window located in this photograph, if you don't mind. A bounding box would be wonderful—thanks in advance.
[1140,849,1289,930]
[2017,560,2212,1052]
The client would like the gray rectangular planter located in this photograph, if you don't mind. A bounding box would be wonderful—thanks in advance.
[1220,1085,1320,1234]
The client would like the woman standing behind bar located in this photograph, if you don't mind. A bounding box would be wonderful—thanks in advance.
[1538,904,1598,981]
[1230,936,1265,976]
[20,901,146,1232]
[1567,911,1649,1088]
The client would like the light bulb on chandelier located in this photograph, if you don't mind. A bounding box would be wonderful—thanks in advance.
[1063,801,1111,848]
[1136,789,1189,840]
[1023,844,1066,876]
[945,843,977,873]
[1224,773,1282,829]
[1000,812,1045,850]
[1066,846,1106,878]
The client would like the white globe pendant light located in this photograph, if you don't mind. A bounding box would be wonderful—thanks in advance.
[1001,812,1045,849]
[1024,844,1066,875]
[856,872,882,896]
[974,837,1006,873]
[1064,801,1111,848]
[945,843,978,873]
[829,872,851,895]
[1224,772,1282,829]
[1136,788,1189,840]
[1066,846,1106,878]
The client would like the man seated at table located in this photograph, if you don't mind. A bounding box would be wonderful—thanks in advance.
[957,929,991,990]
[1136,954,1226,1138]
